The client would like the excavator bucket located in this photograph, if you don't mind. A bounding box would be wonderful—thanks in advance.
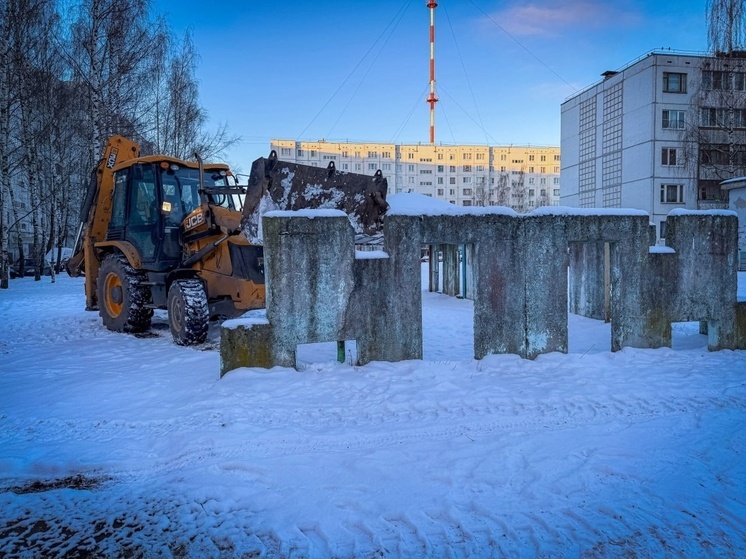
[241,151,389,243]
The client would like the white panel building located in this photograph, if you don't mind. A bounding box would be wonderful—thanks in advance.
[270,140,561,212]
[561,50,746,238]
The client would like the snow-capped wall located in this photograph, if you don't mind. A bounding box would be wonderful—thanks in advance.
[220,204,743,375]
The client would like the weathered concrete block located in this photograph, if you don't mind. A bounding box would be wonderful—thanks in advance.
[220,319,277,375]
[264,211,355,345]
[665,211,739,350]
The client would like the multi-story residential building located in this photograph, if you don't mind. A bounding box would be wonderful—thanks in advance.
[270,140,561,212]
[561,50,746,238]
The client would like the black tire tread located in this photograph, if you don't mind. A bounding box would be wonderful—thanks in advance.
[169,279,209,345]
[97,253,153,333]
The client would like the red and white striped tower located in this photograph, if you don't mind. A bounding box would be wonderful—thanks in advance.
[426,0,438,145]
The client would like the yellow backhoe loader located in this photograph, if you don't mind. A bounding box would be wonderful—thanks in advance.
[67,135,388,345]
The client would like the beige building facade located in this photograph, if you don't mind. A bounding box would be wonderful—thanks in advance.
[270,140,561,212]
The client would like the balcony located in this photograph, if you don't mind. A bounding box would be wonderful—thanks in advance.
[697,199,729,210]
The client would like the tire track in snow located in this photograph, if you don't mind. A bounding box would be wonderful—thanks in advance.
[3,389,746,482]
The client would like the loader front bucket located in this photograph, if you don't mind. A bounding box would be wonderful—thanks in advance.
[242,151,388,242]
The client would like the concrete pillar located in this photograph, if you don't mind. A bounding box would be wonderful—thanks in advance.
[429,244,440,292]
[442,244,459,296]
[665,212,739,350]
[263,212,355,365]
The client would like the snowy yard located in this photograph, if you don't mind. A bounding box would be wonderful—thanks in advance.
[1,270,745,558]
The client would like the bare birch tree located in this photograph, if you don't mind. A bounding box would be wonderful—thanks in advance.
[708,0,746,55]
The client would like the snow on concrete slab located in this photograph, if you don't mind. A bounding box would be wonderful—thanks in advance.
[668,208,738,217]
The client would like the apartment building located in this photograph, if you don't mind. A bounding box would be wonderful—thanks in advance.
[270,140,561,212]
[561,50,746,238]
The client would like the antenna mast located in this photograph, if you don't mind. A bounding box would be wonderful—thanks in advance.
[426,0,438,145]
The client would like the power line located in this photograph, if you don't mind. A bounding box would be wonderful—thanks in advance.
[467,0,577,92]
[298,0,414,140]
[392,82,431,143]
[326,1,413,138]
[442,2,489,145]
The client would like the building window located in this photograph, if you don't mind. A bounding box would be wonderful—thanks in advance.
[437,153,443,160]
[553,188,560,196]
[382,163,391,170]
[408,177,414,184]
[661,148,682,166]
[449,165,456,173]
[449,177,456,184]
[663,72,687,93]
[476,165,484,172]
[463,153,472,160]
[449,189,455,195]
[463,200,473,206]
[297,149,304,156]
[528,167,535,173]
[310,150,317,157]
[476,153,485,160]
[701,107,746,128]
[342,151,348,158]
[529,155,535,161]
[463,165,472,172]
[540,155,546,162]
[408,153,414,160]
[437,165,444,172]
[662,109,685,129]
[342,163,349,170]
[660,183,684,203]
[529,189,535,196]
[437,177,443,184]
[368,163,377,170]
[408,164,415,172]
[420,169,432,174]
[462,177,472,184]
[382,151,391,158]
[367,151,377,158]
[355,164,361,171]
[437,188,444,195]
[281,148,291,156]
[463,188,473,195]
[701,70,742,91]
[500,154,506,161]
[554,155,560,161]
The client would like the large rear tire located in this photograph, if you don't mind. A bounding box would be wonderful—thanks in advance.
[97,253,153,333]
[168,279,209,345]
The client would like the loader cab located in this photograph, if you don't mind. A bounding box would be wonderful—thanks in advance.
[107,159,231,270]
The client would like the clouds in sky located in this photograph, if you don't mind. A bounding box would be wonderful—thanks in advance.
[486,0,643,38]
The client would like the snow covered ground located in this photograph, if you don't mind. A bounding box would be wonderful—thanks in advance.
[1,270,745,558]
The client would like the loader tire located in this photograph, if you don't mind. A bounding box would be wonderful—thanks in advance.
[98,253,153,333]
[168,279,209,346]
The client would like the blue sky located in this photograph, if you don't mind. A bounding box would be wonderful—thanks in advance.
[153,0,709,171]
